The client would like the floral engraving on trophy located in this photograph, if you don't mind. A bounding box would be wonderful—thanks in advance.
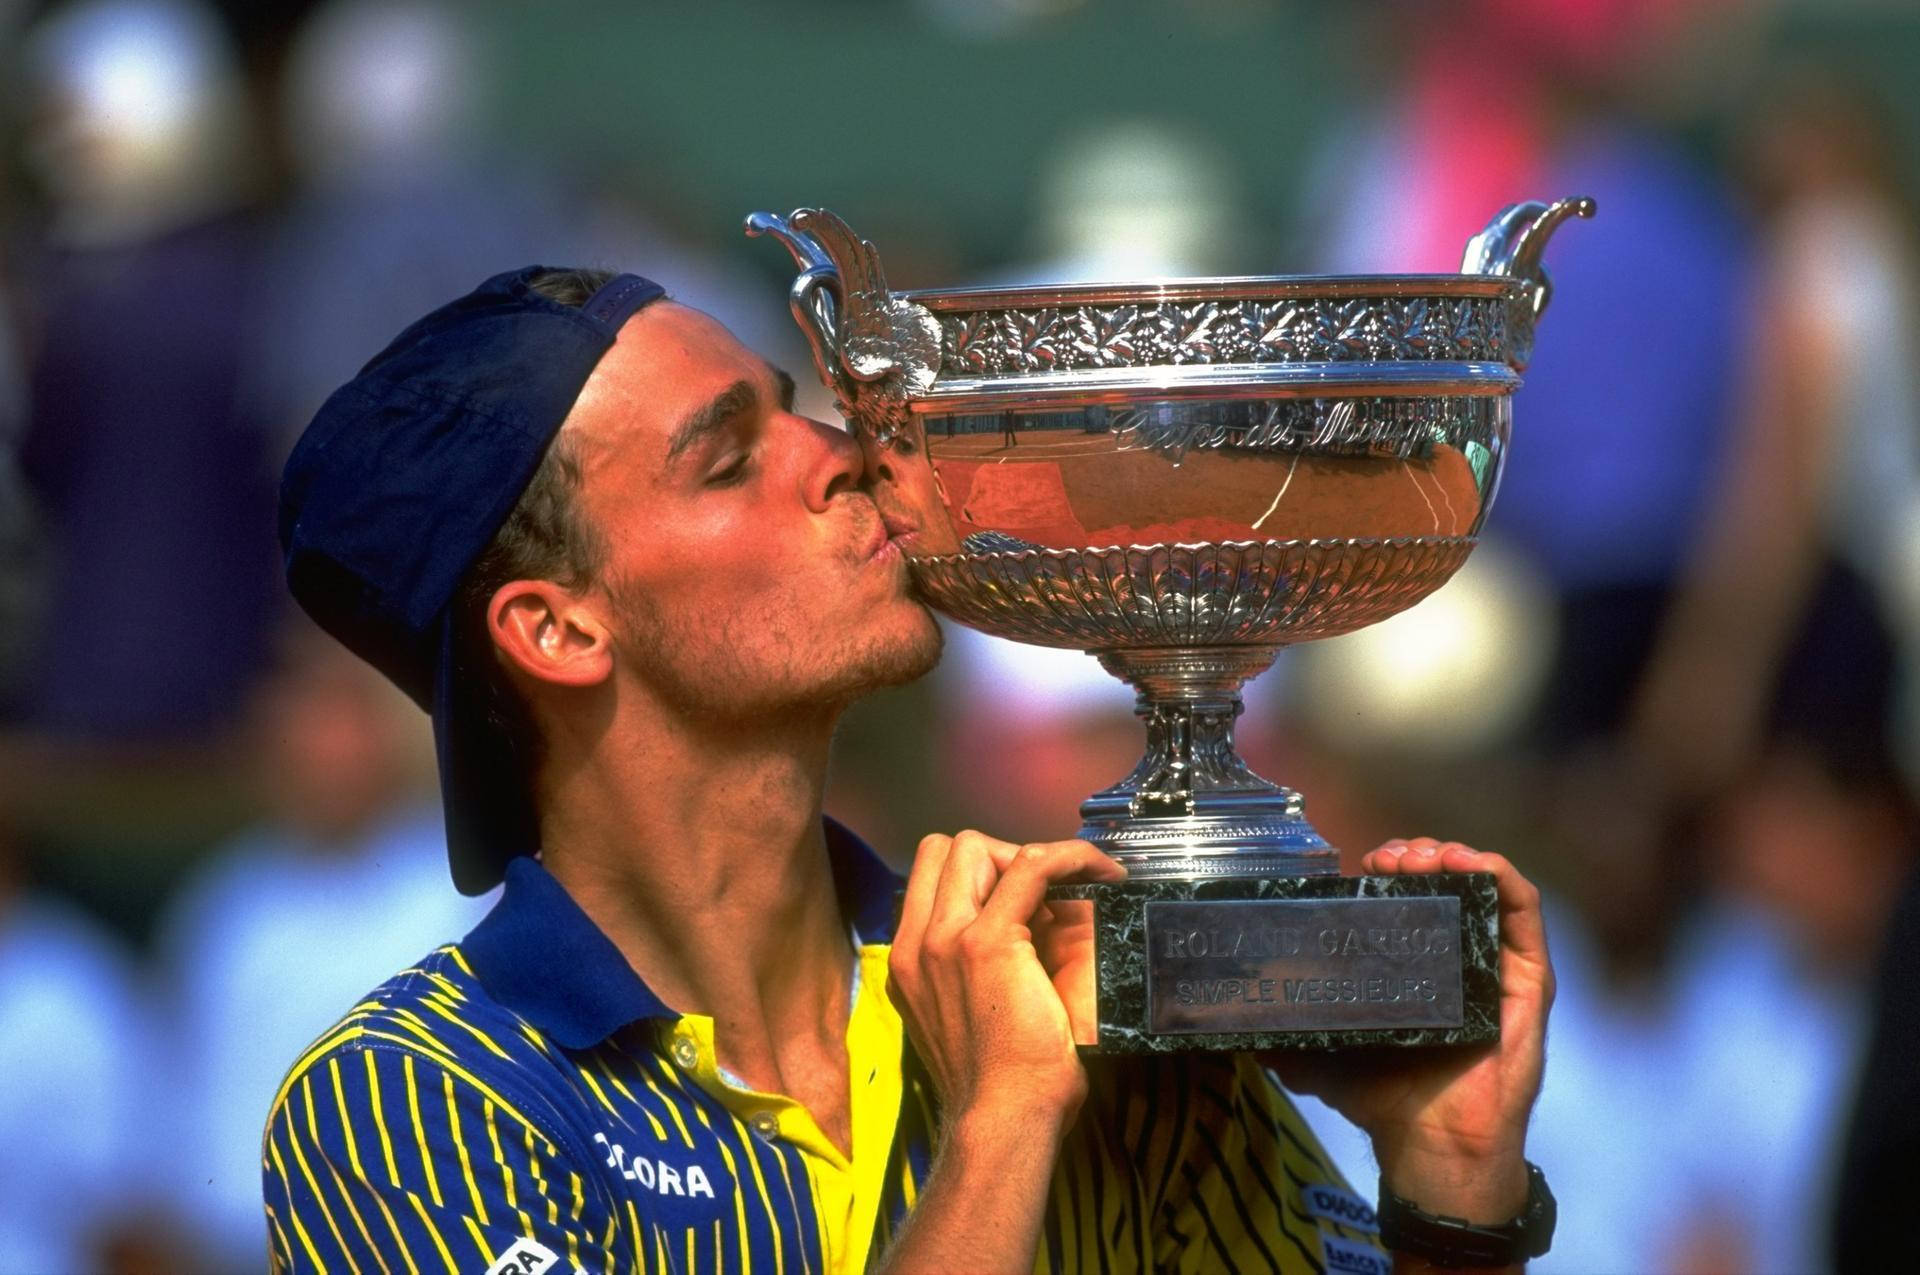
[934,295,1509,376]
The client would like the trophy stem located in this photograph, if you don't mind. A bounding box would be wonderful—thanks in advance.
[1077,646,1336,880]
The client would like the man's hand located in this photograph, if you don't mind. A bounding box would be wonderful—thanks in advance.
[1267,839,1554,1229]
[878,831,1122,1274]
[887,830,1122,1130]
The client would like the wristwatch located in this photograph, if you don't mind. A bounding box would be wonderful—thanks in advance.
[1376,1160,1556,1268]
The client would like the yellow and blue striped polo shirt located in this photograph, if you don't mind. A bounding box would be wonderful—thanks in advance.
[262,821,1389,1274]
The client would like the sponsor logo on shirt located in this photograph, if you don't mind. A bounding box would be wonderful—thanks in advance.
[1304,1182,1379,1232]
[1321,1231,1391,1275]
[485,1236,560,1275]
[593,1132,720,1198]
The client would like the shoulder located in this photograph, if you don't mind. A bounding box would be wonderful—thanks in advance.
[264,943,592,1165]
[271,942,535,1082]
[258,945,639,1273]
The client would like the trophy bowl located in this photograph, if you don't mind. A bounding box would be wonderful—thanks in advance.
[749,197,1592,1052]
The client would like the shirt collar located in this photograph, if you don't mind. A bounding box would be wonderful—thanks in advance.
[459,816,902,1050]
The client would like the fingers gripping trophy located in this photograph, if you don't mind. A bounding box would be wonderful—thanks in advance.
[748,198,1594,1053]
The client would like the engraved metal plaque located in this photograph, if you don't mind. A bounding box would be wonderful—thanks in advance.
[1146,897,1464,1034]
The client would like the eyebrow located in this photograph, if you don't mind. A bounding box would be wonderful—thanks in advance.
[664,365,798,466]
[665,379,758,464]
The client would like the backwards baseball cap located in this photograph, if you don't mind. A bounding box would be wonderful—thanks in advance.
[279,265,666,893]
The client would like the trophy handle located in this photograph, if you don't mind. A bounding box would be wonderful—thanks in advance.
[1459,196,1597,371]
[743,211,855,410]
[744,208,942,446]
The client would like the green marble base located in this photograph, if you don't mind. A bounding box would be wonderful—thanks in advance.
[1062,873,1501,1054]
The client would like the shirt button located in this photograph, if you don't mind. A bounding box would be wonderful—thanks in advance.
[670,1036,699,1069]
[749,1111,779,1141]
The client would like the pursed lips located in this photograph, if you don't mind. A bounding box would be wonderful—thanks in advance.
[858,508,920,563]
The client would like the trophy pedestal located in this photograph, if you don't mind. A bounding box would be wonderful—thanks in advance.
[1061,873,1500,1054]
[1054,646,1500,1054]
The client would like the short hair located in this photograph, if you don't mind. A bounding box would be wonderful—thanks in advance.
[450,266,618,783]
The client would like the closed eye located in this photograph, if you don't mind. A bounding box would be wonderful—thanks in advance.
[706,452,751,486]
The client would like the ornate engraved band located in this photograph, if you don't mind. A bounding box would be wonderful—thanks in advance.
[909,537,1477,650]
[932,294,1514,379]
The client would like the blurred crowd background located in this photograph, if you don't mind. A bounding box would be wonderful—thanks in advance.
[1,0,1917,1270]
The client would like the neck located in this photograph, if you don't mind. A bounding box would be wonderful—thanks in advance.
[533,691,855,1088]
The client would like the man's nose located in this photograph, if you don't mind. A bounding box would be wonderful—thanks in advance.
[800,413,863,510]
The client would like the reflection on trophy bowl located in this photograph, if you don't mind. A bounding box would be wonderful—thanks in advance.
[900,281,1518,654]
[749,198,1593,1052]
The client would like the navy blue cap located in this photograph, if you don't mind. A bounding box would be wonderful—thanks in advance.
[279,265,666,893]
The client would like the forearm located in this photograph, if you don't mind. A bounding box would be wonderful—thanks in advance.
[873,1104,1069,1275]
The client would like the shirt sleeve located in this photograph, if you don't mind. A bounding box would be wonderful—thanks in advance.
[1155,1055,1390,1275]
[261,1039,656,1275]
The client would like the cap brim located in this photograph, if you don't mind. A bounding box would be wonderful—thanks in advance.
[431,615,536,895]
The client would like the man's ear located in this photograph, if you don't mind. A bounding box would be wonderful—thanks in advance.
[486,579,612,689]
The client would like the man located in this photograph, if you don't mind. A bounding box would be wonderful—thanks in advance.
[265,265,1557,1272]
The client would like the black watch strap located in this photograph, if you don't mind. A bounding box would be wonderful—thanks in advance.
[1376,1161,1556,1268]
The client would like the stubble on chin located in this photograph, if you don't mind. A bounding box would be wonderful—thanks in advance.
[609,577,944,719]
[845,604,944,695]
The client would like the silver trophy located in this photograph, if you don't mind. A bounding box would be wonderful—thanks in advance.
[749,197,1592,1052]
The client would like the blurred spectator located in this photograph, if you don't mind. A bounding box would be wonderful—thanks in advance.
[249,0,823,444]
[1659,743,1910,1270]
[1307,0,1756,751]
[1521,890,1694,1273]
[10,0,279,743]
[1019,117,1252,281]
[18,0,256,251]
[0,827,159,1274]
[156,622,489,1270]
[1291,17,1791,1263]
[1292,540,1558,758]
[1590,557,1906,1272]
[244,0,583,443]
[1633,70,1920,796]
